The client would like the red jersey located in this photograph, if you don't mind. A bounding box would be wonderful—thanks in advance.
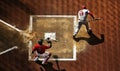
[32,44,51,54]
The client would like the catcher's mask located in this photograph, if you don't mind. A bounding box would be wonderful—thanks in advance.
[38,39,43,45]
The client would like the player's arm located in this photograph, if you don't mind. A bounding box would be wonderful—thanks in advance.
[32,45,37,54]
[47,40,52,48]
[78,10,80,17]
[88,12,95,19]
[32,48,35,54]
[46,38,52,48]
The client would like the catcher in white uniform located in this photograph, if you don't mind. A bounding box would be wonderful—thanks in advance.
[73,5,95,38]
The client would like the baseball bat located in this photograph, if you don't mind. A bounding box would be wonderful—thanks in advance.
[88,18,103,22]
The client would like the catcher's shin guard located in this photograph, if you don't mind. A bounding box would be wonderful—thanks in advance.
[34,56,39,62]
[42,53,51,64]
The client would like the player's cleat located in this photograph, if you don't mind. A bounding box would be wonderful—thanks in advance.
[73,35,76,39]
[87,29,92,35]
[41,63,48,67]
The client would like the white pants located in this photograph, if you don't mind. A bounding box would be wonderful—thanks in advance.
[73,21,91,36]
[34,52,51,64]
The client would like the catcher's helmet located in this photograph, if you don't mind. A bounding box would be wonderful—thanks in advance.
[82,5,86,9]
[38,39,43,45]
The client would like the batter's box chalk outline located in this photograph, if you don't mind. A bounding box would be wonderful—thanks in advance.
[28,15,77,61]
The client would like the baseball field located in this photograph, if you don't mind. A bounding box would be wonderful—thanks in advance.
[0,0,120,71]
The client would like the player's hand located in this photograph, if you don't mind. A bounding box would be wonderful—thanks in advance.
[47,41,52,43]
[32,51,34,54]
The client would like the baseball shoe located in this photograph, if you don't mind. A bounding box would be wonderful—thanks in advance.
[87,29,92,35]
[73,35,76,39]
[35,60,42,65]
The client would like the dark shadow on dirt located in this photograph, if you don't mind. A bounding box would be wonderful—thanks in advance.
[36,61,58,71]
[74,33,104,45]
[53,55,66,71]
[35,55,66,71]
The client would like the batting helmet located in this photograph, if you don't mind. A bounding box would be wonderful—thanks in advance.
[38,39,43,45]
[82,5,86,9]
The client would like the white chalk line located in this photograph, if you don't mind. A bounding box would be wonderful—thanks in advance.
[29,15,77,61]
[0,19,22,32]
[0,46,18,55]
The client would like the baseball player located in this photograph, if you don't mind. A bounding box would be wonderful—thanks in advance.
[73,5,95,38]
[32,38,52,65]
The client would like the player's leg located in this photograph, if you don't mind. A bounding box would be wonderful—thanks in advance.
[42,52,51,64]
[33,53,40,62]
[73,22,82,38]
[34,56,39,61]
[85,22,92,34]
[34,52,44,62]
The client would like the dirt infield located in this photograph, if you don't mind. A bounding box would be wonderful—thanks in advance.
[29,15,75,59]
[0,0,120,71]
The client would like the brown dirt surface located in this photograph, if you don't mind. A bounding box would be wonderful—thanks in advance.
[0,0,120,71]
[30,16,74,59]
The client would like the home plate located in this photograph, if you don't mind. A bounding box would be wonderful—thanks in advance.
[44,32,56,40]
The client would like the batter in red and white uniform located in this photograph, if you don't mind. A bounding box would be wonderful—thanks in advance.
[32,38,52,64]
[73,5,95,38]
